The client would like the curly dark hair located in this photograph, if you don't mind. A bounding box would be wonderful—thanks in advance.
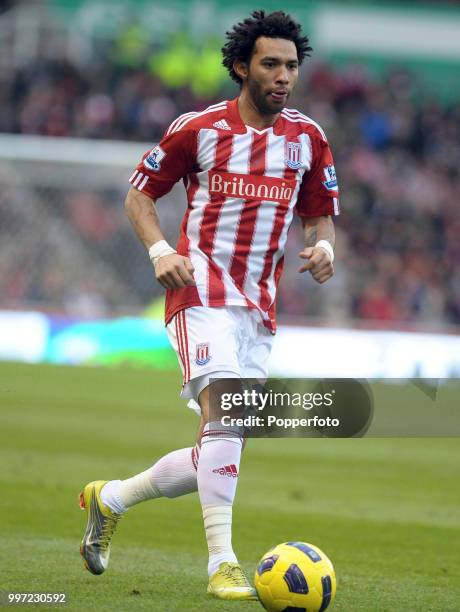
[222,10,312,85]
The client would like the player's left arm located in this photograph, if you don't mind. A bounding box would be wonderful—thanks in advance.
[295,132,339,284]
[298,215,335,283]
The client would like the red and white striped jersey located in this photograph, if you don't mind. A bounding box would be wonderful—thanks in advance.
[129,97,340,332]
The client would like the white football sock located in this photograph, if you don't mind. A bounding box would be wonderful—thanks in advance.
[100,446,199,513]
[203,506,237,575]
[197,422,243,576]
[147,445,199,499]
[100,479,126,514]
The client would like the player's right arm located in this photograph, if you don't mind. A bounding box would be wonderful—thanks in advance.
[124,187,195,290]
[125,123,197,290]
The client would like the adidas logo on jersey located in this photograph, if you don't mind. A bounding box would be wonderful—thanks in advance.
[213,119,231,131]
[212,464,239,477]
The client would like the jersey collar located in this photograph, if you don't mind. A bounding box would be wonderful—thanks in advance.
[227,97,284,135]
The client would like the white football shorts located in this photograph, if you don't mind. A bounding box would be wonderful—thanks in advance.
[166,306,273,403]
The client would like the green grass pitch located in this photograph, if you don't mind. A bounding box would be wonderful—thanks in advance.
[0,362,459,611]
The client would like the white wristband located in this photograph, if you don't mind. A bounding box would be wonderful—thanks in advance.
[148,240,177,266]
[315,240,334,262]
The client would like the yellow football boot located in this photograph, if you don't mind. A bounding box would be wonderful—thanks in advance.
[79,480,121,575]
[207,562,258,600]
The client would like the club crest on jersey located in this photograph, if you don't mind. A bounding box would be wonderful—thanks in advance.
[285,141,302,170]
[144,145,166,172]
[195,343,211,366]
[322,164,338,191]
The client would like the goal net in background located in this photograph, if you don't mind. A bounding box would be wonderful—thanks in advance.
[0,134,186,318]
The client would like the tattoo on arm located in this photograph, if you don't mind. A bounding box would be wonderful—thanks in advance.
[304,227,317,247]
[302,216,335,248]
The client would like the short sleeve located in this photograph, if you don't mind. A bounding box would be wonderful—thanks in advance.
[129,128,197,199]
[296,136,340,218]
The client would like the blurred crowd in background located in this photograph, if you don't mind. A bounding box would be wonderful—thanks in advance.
[1,37,459,329]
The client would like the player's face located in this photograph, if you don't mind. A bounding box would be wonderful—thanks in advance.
[245,37,299,115]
